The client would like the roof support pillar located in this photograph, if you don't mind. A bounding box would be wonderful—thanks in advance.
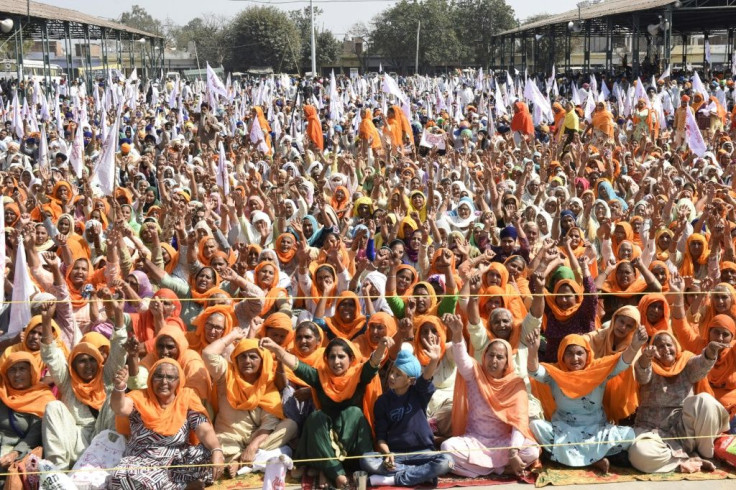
[101,28,109,75]
[129,38,135,73]
[15,16,24,84]
[521,32,528,74]
[681,33,688,67]
[584,20,591,73]
[605,18,613,75]
[548,25,555,76]
[662,7,673,71]
[703,32,709,76]
[41,21,51,87]
[728,28,734,72]
[533,30,540,75]
[565,27,571,74]
[117,31,123,73]
[83,24,92,92]
[490,37,496,70]
[632,13,641,78]
[64,21,73,83]
[510,34,516,73]
[500,37,505,72]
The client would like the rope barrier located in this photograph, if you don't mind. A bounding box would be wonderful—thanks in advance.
[0,289,722,304]
[1,433,731,477]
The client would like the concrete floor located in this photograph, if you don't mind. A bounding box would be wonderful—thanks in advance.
[472,481,734,489]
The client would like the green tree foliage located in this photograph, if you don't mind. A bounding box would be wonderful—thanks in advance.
[170,15,229,65]
[119,5,164,36]
[289,7,343,73]
[223,6,302,73]
[369,0,517,72]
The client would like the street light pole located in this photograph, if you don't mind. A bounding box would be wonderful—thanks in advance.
[310,0,316,76]
[415,21,420,75]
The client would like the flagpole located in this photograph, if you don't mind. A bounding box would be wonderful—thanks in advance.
[310,0,316,76]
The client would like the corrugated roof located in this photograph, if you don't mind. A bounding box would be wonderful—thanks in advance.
[0,0,162,38]
[498,0,676,35]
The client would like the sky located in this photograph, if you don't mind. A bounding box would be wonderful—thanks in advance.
[49,0,583,37]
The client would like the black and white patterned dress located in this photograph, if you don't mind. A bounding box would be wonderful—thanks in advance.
[109,409,212,489]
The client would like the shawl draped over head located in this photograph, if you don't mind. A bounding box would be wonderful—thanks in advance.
[511,101,534,135]
[129,289,186,353]
[0,352,56,418]
[303,105,324,151]
[68,342,107,411]
[649,331,713,397]
[187,305,234,353]
[324,291,366,340]
[451,338,534,440]
[225,339,284,418]
[412,315,447,366]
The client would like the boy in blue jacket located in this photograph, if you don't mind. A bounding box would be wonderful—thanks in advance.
[360,346,452,486]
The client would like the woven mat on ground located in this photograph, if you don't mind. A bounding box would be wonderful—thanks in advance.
[535,461,736,487]
[369,473,526,489]
[209,471,302,489]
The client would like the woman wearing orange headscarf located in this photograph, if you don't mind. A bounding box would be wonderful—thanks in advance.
[251,107,272,155]
[329,186,351,220]
[527,326,647,471]
[0,352,56,466]
[638,294,672,338]
[678,233,710,280]
[354,312,397,361]
[441,314,539,477]
[139,326,212,402]
[111,359,223,487]
[2,316,69,380]
[187,305,234,354]
[590,102,615,142]
[481,262,527,323]
[359,108,383,155]
[510,101,534,138]
[260,335,389,488]
[599,259,660,324]
[282,321,325,425]
[252,261,290,317]
[322,291,367,341]
[126,289,186,353]
[202,333,297,470]
[40,309,129,470]
[696,283,736,338]
[583,306,642,423]
[384,105,412,151]
[303,104,324,151]
[628,331,729,474]
[552,102,566,141]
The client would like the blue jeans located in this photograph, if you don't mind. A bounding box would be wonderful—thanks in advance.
[360,451,452,487]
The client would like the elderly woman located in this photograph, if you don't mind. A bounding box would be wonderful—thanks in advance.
[110,360,224,488]
[202,330,297,476]
[628,332,730,473]
[0,352,56,471]
[440,314,540,477]
[260,335,390,489]
[40,304,128,469]
[527,326,648,473]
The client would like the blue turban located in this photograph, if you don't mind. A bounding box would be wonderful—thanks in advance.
[394,350,421,379]
[560,209,577,220]
[500,226,518,240]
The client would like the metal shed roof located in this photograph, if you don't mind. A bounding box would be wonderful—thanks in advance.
[0,0,162,38]
[499,0,677,35]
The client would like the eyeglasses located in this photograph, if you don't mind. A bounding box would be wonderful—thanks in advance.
[152,374,179,383]
[204,322,225,332]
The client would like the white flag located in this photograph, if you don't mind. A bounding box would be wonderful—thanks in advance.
[69,120,85,179]
[94,113,120,196]
[684,105,707,157]
[249,117,270,154]
[691,71,709,99]
[7,237,34,338]
[38,124,49,171]
[494,82,507,117]
[634,77,650,108]
[705,40,711,63]
[206,63,227,98]
[216,142,230,195]
[658,65,671,82]
[11,91,23,139]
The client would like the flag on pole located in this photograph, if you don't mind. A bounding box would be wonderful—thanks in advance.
[684,104,707,157]
[634,77,650,108]
[691,71,709,99]
[94,112,120,196]
[11,91,23,139]
[216,142,230,195]
[658,65,671,82]
[69,119,85,178]
[249,117,270,154]
[38,124,49,171]
[7,237,34,338]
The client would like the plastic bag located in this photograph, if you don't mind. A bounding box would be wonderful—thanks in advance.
[70,430,126,490]
[262,454,293,490]
[36,459,76,490]
[715,435,736,469]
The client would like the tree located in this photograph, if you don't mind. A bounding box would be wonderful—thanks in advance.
[453,0,517,67]
[170,15,229,66]
[119,5,164,36]
[370,0,463,74]
[288,7,342,73]
[223,7,301,73]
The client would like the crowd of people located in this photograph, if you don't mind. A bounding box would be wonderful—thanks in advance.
[0,64,735,489]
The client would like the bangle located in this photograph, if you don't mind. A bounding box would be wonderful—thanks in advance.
[211,448,223,454]
[114,385,127,392]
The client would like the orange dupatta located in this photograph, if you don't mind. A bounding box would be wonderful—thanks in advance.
[705,315,736,415]
[412,315,446,366]
[274,234,298,265]
[225,339,284,418]
[359,109,382,149]
[118,360,208,438]
[187,305,234,354]
[649,331,713,397]
[600,261,649,298]
[323,292,367,340]
[638,294,672,337]
[68,342,107,411]
[451,339,534,440]
[354,312,397,360]
[679,233,710,278]
[304,105,324,150]
[253,262,288,317]
[0,352,56,417]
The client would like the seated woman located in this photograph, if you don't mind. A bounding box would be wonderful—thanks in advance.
[187,305,234,354]
[441,314,540,477]
[260,336,389,488]
[202,331,297,476]
[135,326,212,403]
[282,322,325,427]
[123,289,186,353]
[110,361,224,488]
[317,291,367,342]
[670,276,736,422]
[628,332,729,473]
[597,258,661,324]
[466,264,546,419]
[527,326,648,473]
[0,352,56,472]
[2,315,69,384]
[41,304,128,469]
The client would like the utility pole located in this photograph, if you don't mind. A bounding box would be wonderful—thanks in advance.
[415,21,420,75]
[310,0,316,76]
